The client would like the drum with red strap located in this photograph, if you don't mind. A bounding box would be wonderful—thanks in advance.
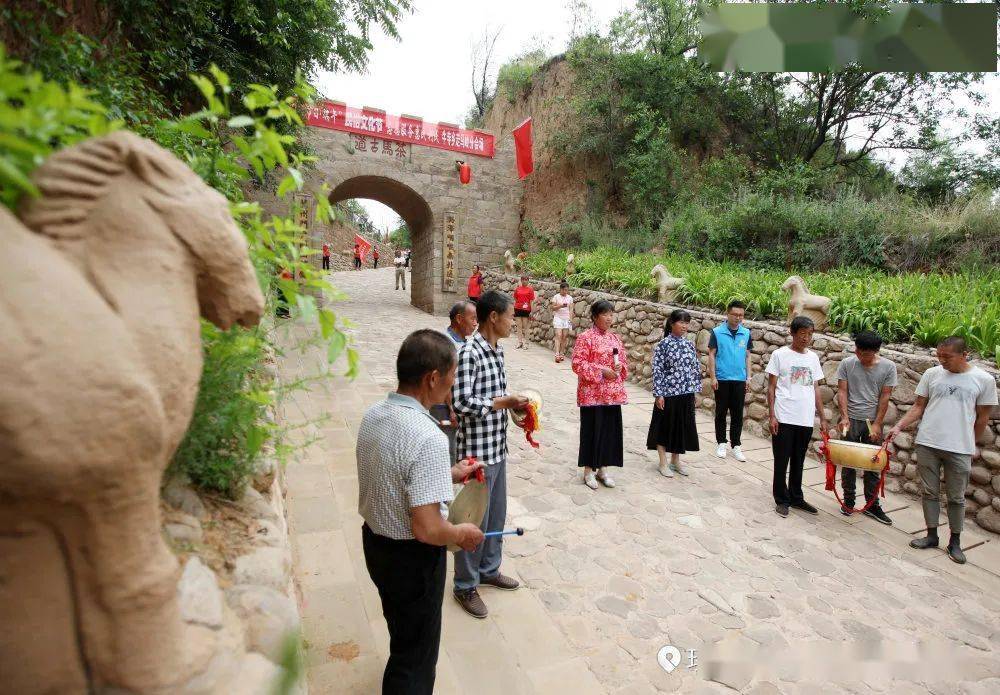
[818,431,892,514]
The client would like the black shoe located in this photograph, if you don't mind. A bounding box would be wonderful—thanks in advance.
[840,504,853,517]
[790,500,818,515]
[909,535,939,550]
[863,507,893,526]
[775,504,789,518]
[454,589,488,618]
[947,542,966,565]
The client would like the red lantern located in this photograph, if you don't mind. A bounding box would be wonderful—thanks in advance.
[457,160,471,184]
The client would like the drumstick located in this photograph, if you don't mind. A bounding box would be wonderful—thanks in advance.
[483,528,525,538]
[866,419,874,437]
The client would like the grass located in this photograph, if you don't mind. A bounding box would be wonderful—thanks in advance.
[523,248,1000,360]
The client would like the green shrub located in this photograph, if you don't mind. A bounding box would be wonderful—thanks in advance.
[497,49,547,102]
[524,247,1000,359]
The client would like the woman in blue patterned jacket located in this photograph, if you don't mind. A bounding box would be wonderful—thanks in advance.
[647,309,702,477]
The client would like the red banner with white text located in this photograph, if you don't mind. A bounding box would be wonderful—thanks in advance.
[306,101,495,158]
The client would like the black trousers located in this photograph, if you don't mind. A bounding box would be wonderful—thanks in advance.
[772,423,813,505]
[374,258,379,268]
[715,380,746,446]
[322,256,330,269]
[362,524,445,695]
[354,257,362,269]
[841,419,881,508]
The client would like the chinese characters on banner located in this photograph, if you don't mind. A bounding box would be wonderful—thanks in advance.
[293,194,310,230]
[351,133,411,161]
[307,101,495,159]
[442,212,457,293]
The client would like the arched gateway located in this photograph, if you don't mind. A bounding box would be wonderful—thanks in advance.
[301,102,522,315]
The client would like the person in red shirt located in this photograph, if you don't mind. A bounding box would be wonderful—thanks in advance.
[353,243,362,270]
[373,247,380,269]
[467,265,484,304]
[322,243,330,270]
[512,274,535,349]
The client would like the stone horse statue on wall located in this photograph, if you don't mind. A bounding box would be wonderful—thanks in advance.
[781,275,831,330]
[650,263,684,303]
[0,132,265,693]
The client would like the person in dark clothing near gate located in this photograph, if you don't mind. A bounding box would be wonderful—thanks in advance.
[356,330,484,694]
[836,330,897,524]
[708,300,752,463]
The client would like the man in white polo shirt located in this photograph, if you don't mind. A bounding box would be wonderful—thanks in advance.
[888,336,998,564]
[357,329,484,694]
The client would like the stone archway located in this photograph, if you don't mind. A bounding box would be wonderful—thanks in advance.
[327,175,435,311]
[302,118,522,315]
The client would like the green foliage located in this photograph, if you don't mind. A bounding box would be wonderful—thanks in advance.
[0,44,121,207]
[172,324,273,497]
[497,48,548,102]
[524,247,1000,359]
[6,0,413,113]
[389,222,411,248]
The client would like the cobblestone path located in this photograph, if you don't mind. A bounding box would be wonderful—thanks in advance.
[280,268,1000,694]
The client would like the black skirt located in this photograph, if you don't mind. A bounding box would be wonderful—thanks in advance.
[646,393,700,454]
[579,405,624,468]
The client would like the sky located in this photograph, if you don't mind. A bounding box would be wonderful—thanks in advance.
[314,0,635,234]
[315,1,998,234]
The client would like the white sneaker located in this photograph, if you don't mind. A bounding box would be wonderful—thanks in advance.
[658,461,675,478]
[596,472,616,488]
[715,443,727,458]
[584,472,599,490]
[732,446,747,462]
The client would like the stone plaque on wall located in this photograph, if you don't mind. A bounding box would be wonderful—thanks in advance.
[442,211,457,293]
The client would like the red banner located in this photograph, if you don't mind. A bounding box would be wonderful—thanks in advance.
[513,118,533,179]
[354,234,372,263]
[306,101,495,158]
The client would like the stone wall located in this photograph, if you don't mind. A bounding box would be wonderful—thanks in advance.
[161,447,304,692]
[485,271,1000,535]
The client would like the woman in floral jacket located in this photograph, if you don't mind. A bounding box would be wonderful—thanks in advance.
[647,309,701,477]
[572,300,628,489]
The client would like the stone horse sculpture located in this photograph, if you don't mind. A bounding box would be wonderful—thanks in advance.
[651,263,684,303]
[566,253,575,276]
[781,275,831,330]
[504,249,516,273]
[0,131,265,694]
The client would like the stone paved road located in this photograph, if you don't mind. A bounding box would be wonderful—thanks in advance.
[279,268,1000,694]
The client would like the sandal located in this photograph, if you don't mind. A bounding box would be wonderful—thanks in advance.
[555,355,564,363]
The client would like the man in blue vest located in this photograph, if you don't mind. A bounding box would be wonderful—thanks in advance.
[708,300,753,462]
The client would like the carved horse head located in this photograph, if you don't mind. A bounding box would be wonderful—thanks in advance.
[20,131,264,330]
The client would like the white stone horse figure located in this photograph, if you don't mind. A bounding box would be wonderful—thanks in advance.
[504,249,516,273]
[781,275,831,330]
[650,263,684,303]
[0,132,264,693]
[566,253,575,276]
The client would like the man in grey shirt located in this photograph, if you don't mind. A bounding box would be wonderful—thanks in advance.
[356,329,485,693]
[429,301,478,463]
[835,331,897,524]
[888,336,998,564]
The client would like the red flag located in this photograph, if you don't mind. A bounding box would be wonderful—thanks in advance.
[354,234,372,263]
[513,118,533,179]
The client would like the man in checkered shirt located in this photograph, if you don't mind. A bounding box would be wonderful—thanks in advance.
[357,329,485,693]
[451,290,529,618]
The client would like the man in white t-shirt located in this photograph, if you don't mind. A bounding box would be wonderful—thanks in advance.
[394,250,406,290]
[887,336,998,564]
[765,316,829,518]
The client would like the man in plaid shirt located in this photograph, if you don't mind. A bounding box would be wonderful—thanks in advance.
[452,290,529,618]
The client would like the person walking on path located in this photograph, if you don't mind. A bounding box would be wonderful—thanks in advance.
[836,330,897,525]
[512,274,535,349]
[708,300,752,462]
[322,242,330,270]
[572,300,629,490]
[451,291,529,619]
[467,264,484,304]
[356,329,485,694]
[647,309,701,478]
[394,250,406,291]
[353,243,362,270]
[887,336,998,564]
[373,247,380,269]
[429,301,478,464]
[550,281,574,363]
[404,248,411,268]
[766,316,828,518]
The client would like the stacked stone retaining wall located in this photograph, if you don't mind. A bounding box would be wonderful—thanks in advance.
[485,270,1000,535]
